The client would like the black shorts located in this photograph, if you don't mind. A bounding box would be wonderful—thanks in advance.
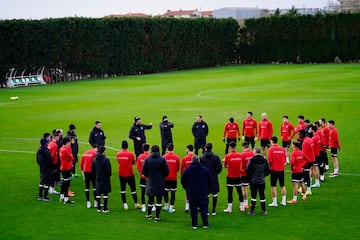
[270,171,285,187]
[313,156,321,166]
[164,180,177,191]
[226,177,241,187]
[291,172,304,182]
[260,139,271,148]
[240,176,249,186]
[119,176,136,192]
[331,148,338,157]
[303,163,312,171]
[139,178,146,188]
[244,136,255,145]
[282,141,291,148]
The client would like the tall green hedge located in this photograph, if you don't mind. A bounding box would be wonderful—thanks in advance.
[0,17,239,80]
[239,13,360,63]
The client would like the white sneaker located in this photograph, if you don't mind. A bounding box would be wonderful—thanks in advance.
[124,203,129,211]
[163,206,169,211]
[141,205,146,212]
[325,165,329,171]
[50,189,60,195]
[94,201,98,208]
[86,201,91,208]
[223,208,232,213]
[268,202,278,207]
[168,208,176,214]
[280,201,286,206]
[152,206,156,212]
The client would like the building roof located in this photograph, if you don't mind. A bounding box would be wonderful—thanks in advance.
[105,13,150,18]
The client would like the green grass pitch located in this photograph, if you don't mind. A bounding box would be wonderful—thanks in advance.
[0,64,359,240]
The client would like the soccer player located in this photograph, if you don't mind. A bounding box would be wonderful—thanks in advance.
[319,118,330,171]
[246,147,271,216]
[192,115,209,155]
[129,116,153,158]
[223,142,243,214]
[92,146,112,213]
[136,143,151,212]
[200,142,222,215]
[181,155,211,230]
[163,143,180,213]
[37,136,52,201]
[59,137,75,204]
[291,115,306,146]
[47,132,60,195]
[310,125,322,188]
[181,144,195,212]
[328,120,341,177]
[301,130,315,195]
[160,116,174,155]
[239,142,254,211]
[89,121,106,147]
[80,144,98,208]
[280,116,295,164]
[242,112,257,149]
[223,117,241,154]
[267,137,287,207]
[116,140,141,210]
[287,141,307,204]
[258,112,273,156]
[315,121,327,181]
[66,124,79,177]
[142,145,169,222]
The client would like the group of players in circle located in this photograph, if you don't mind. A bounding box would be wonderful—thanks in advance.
[36,112,341,229]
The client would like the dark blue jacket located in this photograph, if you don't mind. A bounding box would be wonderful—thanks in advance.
[200,151,222,194]
[66,130,78,161]
[89,127,106,147]
[181,162,211,201]
[246,154,270,184]
[142,152,169,196]
[92,152,112,194]
[129,124,152,144]
[192,121,209,139]
[36,145,52,175]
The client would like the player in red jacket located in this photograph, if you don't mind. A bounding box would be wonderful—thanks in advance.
[242,112,257,149]
[320,118,330,171]
[80,144,98,208]
[258,112,273,156]
[47,132,60,195]
[163,143,180,213]
[180,144,194,212]
[223,142,243,213]
[223,117,241,154]
[116,140,141,210]
[328,120,341,177]
[291,115,306,145]
[136,143,151,212]
[239,142,254,211]
[267,137,287,207]
[287,141,308,204]
[59,137,74,204]
[280,116,295,164]
[310,125,322,188]
[301,130,315,195]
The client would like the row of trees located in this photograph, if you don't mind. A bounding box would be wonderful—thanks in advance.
[1,13,359,83]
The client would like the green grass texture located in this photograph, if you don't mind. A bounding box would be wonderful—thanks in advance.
[0,64,359,240]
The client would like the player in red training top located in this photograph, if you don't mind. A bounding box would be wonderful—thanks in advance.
[258,112,273,156]
[136,143,151,212]
[223,142,243,213]
[180,144,195,212]
[163,143,180,213]
[310,125,321,188]
[267,137,287,207]
[116,140,141,210]
[48,132,60,195]
[301,130,315,195]
[242,112,257,149]
[80,144,98,208]
[280,116,295,164]
[239,142,254,211]
[59,137,74,204]
[223,117,241,154]
[319,118,330,171]
[291,115,306,146]
[328,120,341,177]
[287,141,308,204]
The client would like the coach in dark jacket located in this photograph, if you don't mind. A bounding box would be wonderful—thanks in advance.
[142,145,169,221]
[89,121,106,147]
[92,146,112,212]
[67,124,79,176]
[37,138,53,200]
[181,155,211,229]
[192,115,209,155]
[246,147,270,215]
[200,142,222,215]
[129,116,153,158]
[159,115,174,155]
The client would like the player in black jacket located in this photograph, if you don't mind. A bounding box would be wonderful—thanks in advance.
[129,116,152,158]
[246,147,270,216]
[159,116,174,155]
[192,115,209,155]
[37,135,52,201]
